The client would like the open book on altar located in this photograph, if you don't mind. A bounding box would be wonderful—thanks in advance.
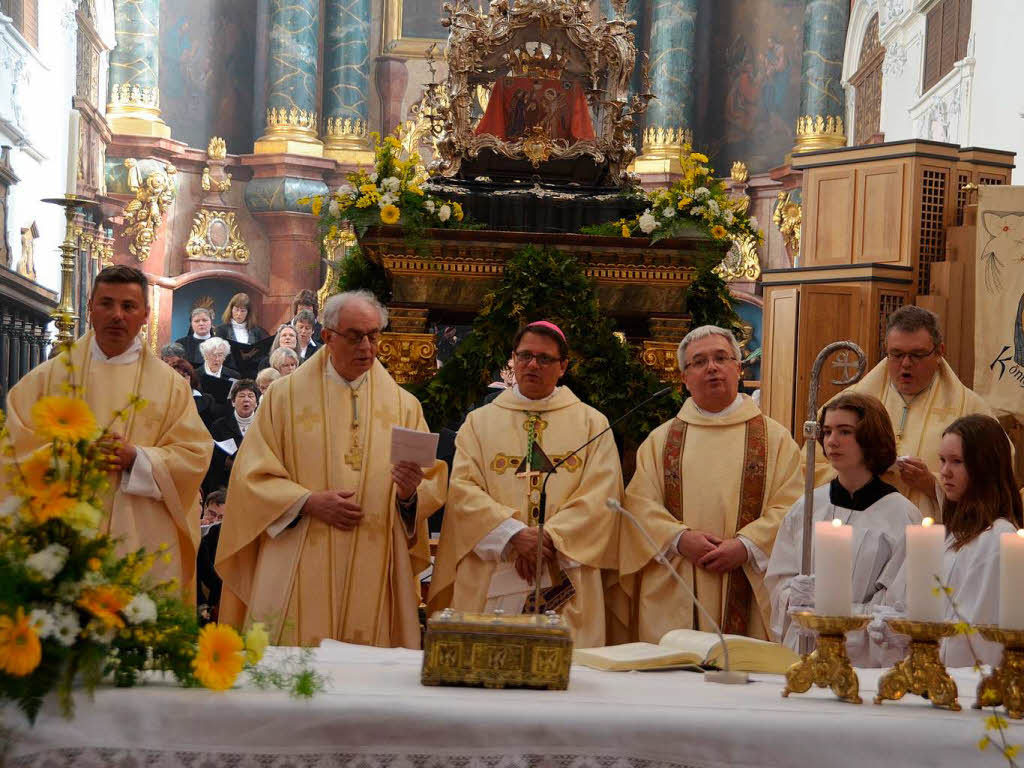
[573,630,800,675]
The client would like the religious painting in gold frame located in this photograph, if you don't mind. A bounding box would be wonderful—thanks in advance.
[382,0,448,58]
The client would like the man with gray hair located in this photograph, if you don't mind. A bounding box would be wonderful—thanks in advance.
[817,305,999,521]
[217,290,448,648]
[611,325,803,642]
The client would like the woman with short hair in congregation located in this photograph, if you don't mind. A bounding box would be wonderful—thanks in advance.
[887,414,1023,667]
[259,324,301,372]
[269,347,299,376]
[766,393,921,666]
[255,367,281,395]
[215,292,268,344]
[176,307,216,368]
[198,337,239,379]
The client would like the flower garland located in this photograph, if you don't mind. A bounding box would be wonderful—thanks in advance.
[583,146,763,247]
[299,131,475,244]
[0,357,321,723]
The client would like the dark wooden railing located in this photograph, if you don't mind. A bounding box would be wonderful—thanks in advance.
[1,265,56,408]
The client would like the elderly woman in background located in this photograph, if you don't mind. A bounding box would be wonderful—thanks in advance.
[255,367,281,395]
[167,356,224,432]
[215,292,268,344]
[269,347,299,376]
[177,307,216,368]
[199,337,239,379]
[258,324,301,371]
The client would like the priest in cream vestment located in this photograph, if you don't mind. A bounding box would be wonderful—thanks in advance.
[428,322,623,648]
[614,326,803,643]
[816,306,998,521]
[5,266,211,591]
[216,292,447,648]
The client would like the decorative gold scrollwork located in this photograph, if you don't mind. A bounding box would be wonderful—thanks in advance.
[121,159,177,262]
[185,209,249,262]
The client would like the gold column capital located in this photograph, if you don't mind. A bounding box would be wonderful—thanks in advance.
[793,115,847,154]
[254,107,324,157]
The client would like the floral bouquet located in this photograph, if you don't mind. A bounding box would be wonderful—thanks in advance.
[0,366,320,724]
[299,130,475,243]
[583,146,763,248]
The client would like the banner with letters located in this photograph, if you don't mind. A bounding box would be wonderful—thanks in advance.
[973,185,1024,419]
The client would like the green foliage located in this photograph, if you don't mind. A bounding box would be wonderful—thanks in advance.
[413,246,683,451]
[333,246,392,303]
[247,648,328,699]
[685,265,743,337]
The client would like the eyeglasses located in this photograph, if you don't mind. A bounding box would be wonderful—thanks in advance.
[326,327,382,346]
[513,351,564,367]
[684,353,737,371]
[887,347,937,363]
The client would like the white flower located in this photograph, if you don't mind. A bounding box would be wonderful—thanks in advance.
[438,204,452,222]
[124,593,158,625]
[328,199,340,217]
[749,215,759,229]
[662,206,675,219]
[334,183,355,198]
[424,199,436,213]
[638,210,659,234]
[368,171,378,183]
[0,495,20,519]
[723,209,735,224]
[52,605,80,647]
[29,608,56,639]
[378,191,397,207]
[25,544,69,580]
[690,205,706,217]
[381,176,401,194]
[707,199,720,214]
[88,621,117,645]
[694,186,711,200]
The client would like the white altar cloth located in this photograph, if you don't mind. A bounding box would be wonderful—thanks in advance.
[5,641,1019,768]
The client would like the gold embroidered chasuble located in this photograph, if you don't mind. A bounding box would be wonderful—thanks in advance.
[615,395,802,643]
[815,359,997,521]
[216,353,447,648]
[428,387,624,648]
[4,333,211,592]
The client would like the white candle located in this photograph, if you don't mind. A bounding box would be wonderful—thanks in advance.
[999,529,1024,629]
[906,517,946,621]
[66,108,80,196]
[814,518,852,616]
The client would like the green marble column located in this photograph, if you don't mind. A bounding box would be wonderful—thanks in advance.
[255,0,322,156]
[107,0,169,137]
[322,0,372,161]
[795,0,849,152]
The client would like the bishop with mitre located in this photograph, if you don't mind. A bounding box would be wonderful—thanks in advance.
[613,325,803,642]
[5,266,212,592]
[216,291,447,647]
[428,321,623,647]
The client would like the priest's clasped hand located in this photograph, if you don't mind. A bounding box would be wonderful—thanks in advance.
[391,460,424,502]
[697,537,748,573]
[96,431,137,473]
[895,456,936,495]
[302,490,363,530]
[676,529,721,562]
[509,528,556,585]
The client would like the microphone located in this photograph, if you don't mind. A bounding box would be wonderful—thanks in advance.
[607,498,749,685]
[530,385,673,614]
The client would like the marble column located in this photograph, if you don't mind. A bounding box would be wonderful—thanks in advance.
[322,0,373,163]
[254,0,323,157]
[634,0,695,177]
[107,0,169,138]
[794,0,849,152]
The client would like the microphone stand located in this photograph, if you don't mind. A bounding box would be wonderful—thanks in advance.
[609,498,748,684]
[531,385,674,615]
[798,342,866,654]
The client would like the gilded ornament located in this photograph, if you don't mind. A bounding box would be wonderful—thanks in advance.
[522,126,555,167]
[264,107,319,135]
[873,618,961,711]
[640,340,681,382]
[207,136,227,160]
[108,82,160,110]
[714,232,761,282]
[185,209,250,263]
[773,191,802,261]
[730,161,749,183]
[973,626,1024,719]
[377,332,437,385]
[121,159,177,262]
[781,612,870,704]
[794,114,846,153]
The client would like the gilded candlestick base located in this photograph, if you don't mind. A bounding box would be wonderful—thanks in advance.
[42,195,101,351]
[974,626,1024,718]
[874,619,961,711]
[782,612,870,704]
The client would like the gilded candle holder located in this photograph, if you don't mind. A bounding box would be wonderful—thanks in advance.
[782,612,870,704]
[974,626,1024,719]
[874,618,961,711]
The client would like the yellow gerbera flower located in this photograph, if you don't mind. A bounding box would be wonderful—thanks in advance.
[30,486,76,524]
[194,623,244,690]
[452,202,464,222]
[690,152,709,163]
[31,396,97,442]
[711,225,728,239]
[677,196,693,210]
[0,608,42,677]
[19,448,55,495]
[621,224,631,238]
[379,204,401,225]
[77,585,130,629]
